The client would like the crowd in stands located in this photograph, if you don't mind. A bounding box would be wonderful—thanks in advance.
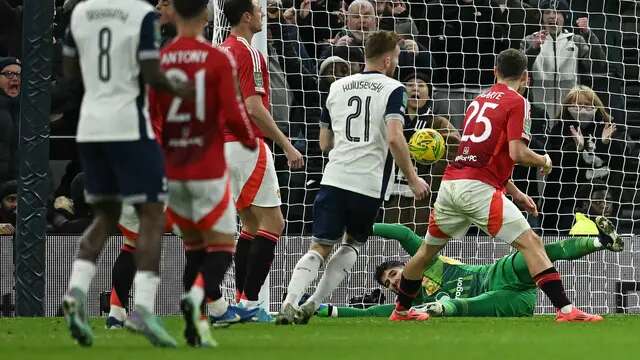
[0,0,637,236]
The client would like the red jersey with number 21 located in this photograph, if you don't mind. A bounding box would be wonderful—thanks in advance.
[219,34,268,142]
[148,36,256,180]
[443,83,531,190]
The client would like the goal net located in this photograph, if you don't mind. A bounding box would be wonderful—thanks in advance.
[205,0,640,314]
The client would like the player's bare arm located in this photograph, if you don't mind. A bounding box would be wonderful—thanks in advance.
[319,127,334,152]
[244,95,304,168]
[508,139,552,175]
[387,119,429,200]
[140,58,194,99]
[505,180,538,216]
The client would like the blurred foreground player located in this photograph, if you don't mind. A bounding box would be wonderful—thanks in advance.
[393,49,604,322]
[61,0,191,347]
[220,0,304,321]
[276,31,429,325]
[149,0,257,346]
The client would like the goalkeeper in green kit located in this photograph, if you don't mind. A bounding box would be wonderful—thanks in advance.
[318,217,623,318]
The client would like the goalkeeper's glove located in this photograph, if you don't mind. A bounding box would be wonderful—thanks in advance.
[316,304,338,318]
[411,301,445,317]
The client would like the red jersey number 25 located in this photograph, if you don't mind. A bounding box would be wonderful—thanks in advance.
[461,101,498,143]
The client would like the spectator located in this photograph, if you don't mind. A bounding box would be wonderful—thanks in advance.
[0,180,16,235]
[425,0,510,129]
[320,0,432,78]
[521,0,606,126]
[47,173,92,233]
[575,184,614,219]
[318,55,350,106]
[374,0,418,37]
[0,57,20,183]
[0,0,22,58]
[383,71,459,234]
[541,85,623,233]
[289,0,345,59]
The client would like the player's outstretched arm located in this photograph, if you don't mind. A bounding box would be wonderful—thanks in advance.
[387,119,429,200]
[219,55,256,150]
[317,304,396,318]
[319,127,334,152]
[431,290,535,317]
[508,139,552,175]
[372,223,422,256]
[244,95,304,169]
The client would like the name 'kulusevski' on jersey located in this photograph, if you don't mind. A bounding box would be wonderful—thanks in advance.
[320,72,407,200]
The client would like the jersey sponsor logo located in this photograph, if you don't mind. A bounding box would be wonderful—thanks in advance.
[86,8,129,22]
[422,277,441,296]
[454,277,464,298]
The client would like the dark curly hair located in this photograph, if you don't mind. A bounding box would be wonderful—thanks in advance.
[374,260,405,287]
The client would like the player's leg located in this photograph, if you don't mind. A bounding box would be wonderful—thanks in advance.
[107,241,136,328]
[297,191,382,324]
[393,181,468,321]
[276,185,345,325]
[107,204,140,329]
[63,143,121,346]
[238,143,284,316]
[234,209,257,302]
[490,191,602,322]
[111,140,176,347]
[510,215,624,285]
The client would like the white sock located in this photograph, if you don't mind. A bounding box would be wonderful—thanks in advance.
[68,259,96,294]
[133,271,160,313]
[108,305,127,322]
[208,298,229,317]
[306,244,359,307]
[240,299,259,308]
[283,250,324,307]
[188,286,205,307]
[560,304,574,314]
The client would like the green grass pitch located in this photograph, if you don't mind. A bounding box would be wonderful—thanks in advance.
[1,316,639,360]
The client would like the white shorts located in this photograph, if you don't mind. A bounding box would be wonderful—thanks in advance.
[425,179,530,245]
[224,139,281,210]
[166,175,236,235]
[117,204,179,244]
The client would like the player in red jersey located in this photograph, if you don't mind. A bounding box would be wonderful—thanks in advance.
[148,0,258,346]
[220,0,304,320]
[392,49,603,322]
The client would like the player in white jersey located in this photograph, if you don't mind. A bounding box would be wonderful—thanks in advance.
[276,31,429,325]
[60,0,191,348]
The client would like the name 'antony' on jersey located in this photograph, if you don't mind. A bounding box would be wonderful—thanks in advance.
[63,0,159,142]
[320,71,407,199]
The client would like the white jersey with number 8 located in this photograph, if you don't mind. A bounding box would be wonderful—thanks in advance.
[63,0,159,143]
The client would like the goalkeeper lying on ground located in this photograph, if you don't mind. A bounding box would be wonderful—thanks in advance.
[318,216,623,318]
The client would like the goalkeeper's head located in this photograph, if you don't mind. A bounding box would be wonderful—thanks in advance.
[364,30,401,78]
[494,48,528,94]
[375,260,405,293]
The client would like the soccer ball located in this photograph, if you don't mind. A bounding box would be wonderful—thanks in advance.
[408,128,446,165]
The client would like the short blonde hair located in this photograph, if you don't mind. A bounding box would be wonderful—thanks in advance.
[562,85,612,123]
